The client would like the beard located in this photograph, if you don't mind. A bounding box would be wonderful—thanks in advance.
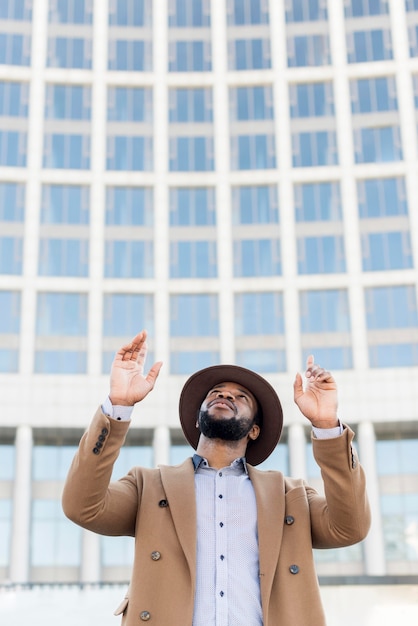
[198,409,255,441]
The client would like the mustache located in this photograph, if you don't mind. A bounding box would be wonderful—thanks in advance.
[207,398,237,414]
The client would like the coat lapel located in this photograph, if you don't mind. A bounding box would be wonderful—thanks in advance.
[159,459,197,577]
[248,466,285,613]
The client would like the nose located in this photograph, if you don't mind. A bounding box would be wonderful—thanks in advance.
[217,390,234,401]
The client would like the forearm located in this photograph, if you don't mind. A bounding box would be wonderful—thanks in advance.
[61,407,137,535]
[309,425,371,548]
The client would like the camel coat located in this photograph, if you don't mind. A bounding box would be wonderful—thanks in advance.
[62,408,370,626]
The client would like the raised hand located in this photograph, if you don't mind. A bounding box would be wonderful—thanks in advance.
[293,355,339,428]
[109,330,162,406]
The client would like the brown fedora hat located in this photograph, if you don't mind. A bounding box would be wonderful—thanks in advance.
[179,364,283,466]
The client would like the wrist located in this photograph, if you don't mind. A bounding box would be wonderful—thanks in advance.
[311,417,339,429]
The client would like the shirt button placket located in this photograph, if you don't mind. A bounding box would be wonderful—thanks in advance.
[215,469,228,625]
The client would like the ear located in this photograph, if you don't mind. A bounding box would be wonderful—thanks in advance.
[248,424,260,441]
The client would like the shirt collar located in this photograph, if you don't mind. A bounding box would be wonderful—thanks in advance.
[192,453,249,474]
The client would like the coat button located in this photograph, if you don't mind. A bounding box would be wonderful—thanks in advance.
[140,611,151,621]
[158,499,168,507]
[285,515,295,525]
[101,428,108,436]
[289,564,299,575]
[92,447,100,455]
[151,551,161,561]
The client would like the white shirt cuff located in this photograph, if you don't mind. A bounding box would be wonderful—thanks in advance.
[102,396,134,422]
[312,421,343,439]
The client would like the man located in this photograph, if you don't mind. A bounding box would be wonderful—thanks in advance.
[62,330,370,626]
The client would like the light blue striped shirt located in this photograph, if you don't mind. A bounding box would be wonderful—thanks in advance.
[192,454,263,626]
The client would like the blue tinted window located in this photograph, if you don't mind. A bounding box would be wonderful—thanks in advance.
[235,292,284,335]
[45,84,91,120]
[108,39,151,71]
[369,343,418,367]
[169,87,212,122]
[351,77,397,113]
[31,499,82,564]
[47,37,92,69]
[0,182,25,221]
[345,0,389,17]
[300,290,351,333]
[236,349,286,373]
[0,0,32,20]
[109,0,150,26]
[286,0,327,21]
[0,291,21,333]
[234,134,276,170]
[290,82,334,117]
[170,137,214,171]
[365,286,418,329]
[348,29,393,63]
[169,41,211,71]
[38,239,89,277]
[104,241,153,278]
[361,232,413,271]
[0,81,29,116]
[287,35,330,67]
[36,292,88,336]
[228,0,269,24]
[357,178,407,218]
[297,236,346,274]
[301,346,353,370]
[295,182,342,222]
[106,187,153,226]
[170,187,216,226]
[232,185,279,224]
[41,185,89,224]
[169,0,210,26]
[234,239,281,277]
[231,38,271,70]
[0,237,23,274]
[292,131,338,167]
[106,136,152,171]
[103,294,154,337]
[406,0,418,10]
[355,127,402,163]
[170,294,219,336]
[43,134,90,169]
[379,492,418,561]
[232,85,273,120]
[108,87,152,122]
[49,0,93,23]
[0,130,26,166]
[0,33,31,66]
[0,349,18,372]
[376,439,418,474]
[170,351,220,374]
[0,500,11,566]
[170,241,217,278]
[33,445,80,480]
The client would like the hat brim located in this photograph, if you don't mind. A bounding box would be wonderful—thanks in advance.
[179,364,283,466]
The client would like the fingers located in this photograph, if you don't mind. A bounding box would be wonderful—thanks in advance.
[304,354,333,383]
[118,331,148,362]
[293,371,303,401]
[146,361,163,388]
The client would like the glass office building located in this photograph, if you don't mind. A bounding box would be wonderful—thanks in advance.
[0,0,417,589]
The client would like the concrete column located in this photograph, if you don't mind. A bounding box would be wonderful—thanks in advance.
[288,423,307,480]
[81,529,101,583]
[153,425,171,467]
[10,425,33,583]
[357,421,386,575]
